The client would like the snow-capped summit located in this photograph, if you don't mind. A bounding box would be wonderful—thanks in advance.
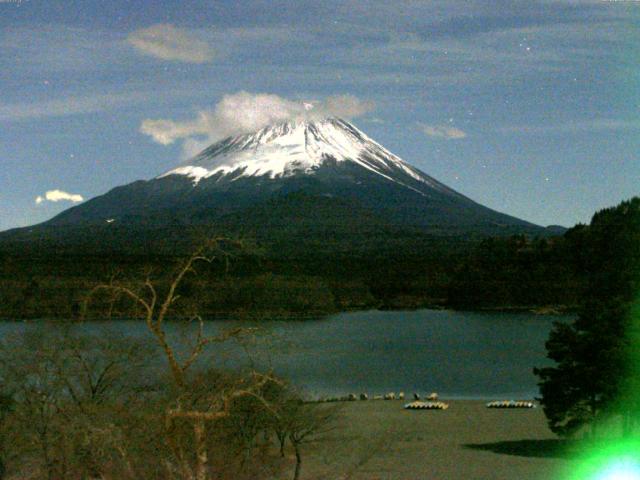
[39,116,541,235]
[159,118,458,198]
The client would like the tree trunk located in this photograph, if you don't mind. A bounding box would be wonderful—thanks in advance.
[292,443,302,480]
[38,431,55,480]
[278,432,286,457]
[194,418,208,480]
[622,411,636,438]
[590,396,598,439]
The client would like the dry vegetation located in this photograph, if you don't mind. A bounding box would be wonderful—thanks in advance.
[0,241,337,479]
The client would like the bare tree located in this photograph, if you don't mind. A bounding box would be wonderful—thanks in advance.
[83,240,243,388]
[266,389,339,480]
[0,327,154,480]
[0,239,329,480]
[83,239,284,480]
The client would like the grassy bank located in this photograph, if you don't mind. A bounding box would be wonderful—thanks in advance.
[300,399,576,480]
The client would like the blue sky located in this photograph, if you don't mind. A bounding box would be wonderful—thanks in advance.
[1,0,638,230]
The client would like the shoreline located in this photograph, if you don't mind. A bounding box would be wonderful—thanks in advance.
[0,303,576,322]
[310,394,541,403]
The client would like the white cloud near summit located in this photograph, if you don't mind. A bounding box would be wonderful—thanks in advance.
[35,190,84,205]
[140,91,375,157]
[127,24,214,63]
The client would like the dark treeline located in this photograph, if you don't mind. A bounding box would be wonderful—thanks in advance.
[446,230,587,310]
[4,198,637,319]
[0,218,596,319]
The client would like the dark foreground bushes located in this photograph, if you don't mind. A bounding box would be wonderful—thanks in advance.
[0,325,336,480]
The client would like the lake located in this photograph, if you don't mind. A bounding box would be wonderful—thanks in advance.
[0,309,564,400]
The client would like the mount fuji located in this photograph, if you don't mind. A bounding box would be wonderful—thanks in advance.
[8,117,545,249]
[160,117,457,196]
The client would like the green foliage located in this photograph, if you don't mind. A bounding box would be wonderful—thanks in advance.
[535,197,640,437]
[0,227,579,320]
[6,201,637,320]
[447,234,583,309]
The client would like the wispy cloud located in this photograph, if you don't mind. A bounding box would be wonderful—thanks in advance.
[140,91,375,157]
[0,92,153,122]
[418,123,467,139]
[35,190,84,205]
[127,24,214,63]
[140,112,212,146]
[0,85,212,123]
[362,117,385,124]
[496,119,640,135]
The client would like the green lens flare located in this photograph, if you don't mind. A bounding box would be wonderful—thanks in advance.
[562,296,640,479]
[549,202,640,480]
[593,460,640,480]
[563,440,640,480]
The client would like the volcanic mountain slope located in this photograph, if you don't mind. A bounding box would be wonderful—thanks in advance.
[30,117,541,239]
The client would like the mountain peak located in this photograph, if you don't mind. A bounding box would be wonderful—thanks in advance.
[158,117,450,195]
[29,115,540,235]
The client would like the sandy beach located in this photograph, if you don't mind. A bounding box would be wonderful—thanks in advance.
[302,399,575,480]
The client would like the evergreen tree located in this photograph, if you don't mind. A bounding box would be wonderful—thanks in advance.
[535,197,640,437]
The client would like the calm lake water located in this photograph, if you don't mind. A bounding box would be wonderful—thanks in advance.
[0,309,564,400]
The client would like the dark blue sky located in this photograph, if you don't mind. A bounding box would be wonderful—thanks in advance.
[1,0,638,230]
